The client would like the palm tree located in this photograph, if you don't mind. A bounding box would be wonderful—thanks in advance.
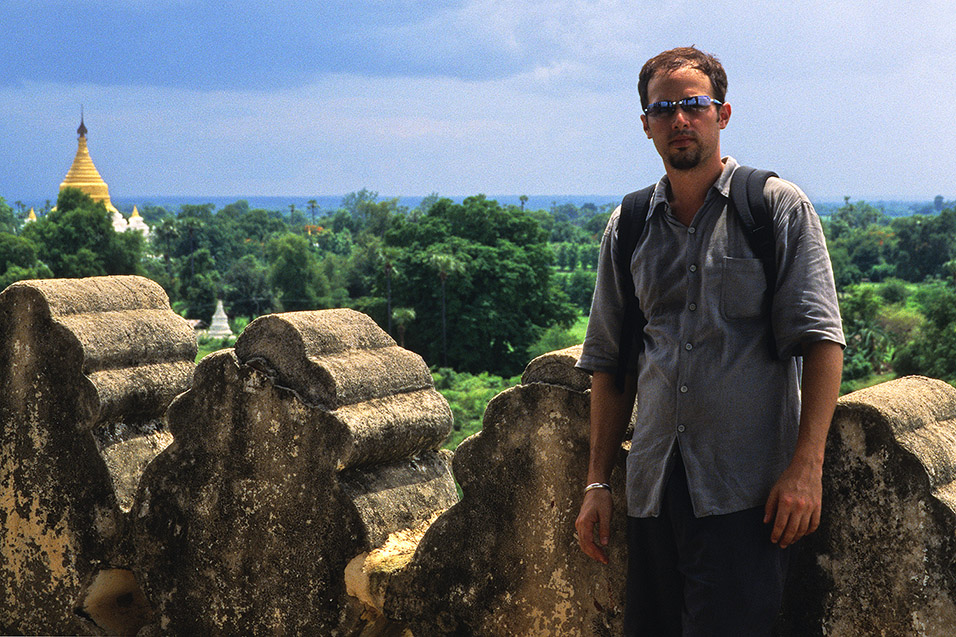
[307,199,318,225]
[153,217,180,280]
[382,247,400,334]
[392,307,416,347]
[519,195,528,211]
[428,252,465,367]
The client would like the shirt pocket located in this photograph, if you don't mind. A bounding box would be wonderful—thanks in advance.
[720,257,766,320]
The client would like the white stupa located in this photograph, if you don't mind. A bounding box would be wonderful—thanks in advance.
[127,206,150,237]
[112,210,129,233]
[207,300,234,338]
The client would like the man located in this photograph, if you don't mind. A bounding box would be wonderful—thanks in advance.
[574,47,844,635]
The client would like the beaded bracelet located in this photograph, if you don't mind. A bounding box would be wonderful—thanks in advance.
[584,482,611,494]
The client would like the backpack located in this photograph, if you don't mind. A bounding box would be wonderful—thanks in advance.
[613,166,778,391]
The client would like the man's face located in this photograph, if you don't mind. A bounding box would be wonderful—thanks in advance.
[641,66,730,172]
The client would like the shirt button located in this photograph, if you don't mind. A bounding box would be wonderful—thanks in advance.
[689,264,698,272]
[680,385,688,393]
[688,226,696,234]
[685,343,693,351]
[677,425,686,433]
[688,303,697,311]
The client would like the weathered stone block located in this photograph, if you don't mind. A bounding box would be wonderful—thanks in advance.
[521,344,592,393]
[781,375,956,635]
[386,344,629,636]
[129,309,457,635]
[0,276,196,635]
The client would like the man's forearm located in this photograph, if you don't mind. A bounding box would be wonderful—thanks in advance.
[587,371,637,483]
[794,339,844,466]
[765,339,843,547]
[576,370,636,563]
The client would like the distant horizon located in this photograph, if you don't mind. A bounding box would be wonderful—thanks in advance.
[9,192,939,216]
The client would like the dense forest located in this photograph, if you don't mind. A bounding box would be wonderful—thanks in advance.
[2,188,955,447]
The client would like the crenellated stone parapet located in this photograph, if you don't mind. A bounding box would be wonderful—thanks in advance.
[128,309,457,635]
[386,345,630,635]
[781,375,956,635]
[0,276,196,636]
[3,274,956,636]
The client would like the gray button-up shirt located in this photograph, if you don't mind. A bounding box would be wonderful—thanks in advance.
[577,157,845,518]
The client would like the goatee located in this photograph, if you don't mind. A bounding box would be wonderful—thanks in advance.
[669,147,703,171]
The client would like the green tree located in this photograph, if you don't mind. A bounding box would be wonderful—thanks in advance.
[890,209,956,281]
[342,188,379,232]
[428,251,466,367]
[139,204,174,224]
[432,368,520,449]
[893,282,956,381]
[840,285,892,380]
[388,195,576,375]
[562,268,597,313]
[307,199,318,225]
[379,246,401,334]
[583,212,611,236]
[392,307,416,347]
[418,193,441,216]
[223,254,274,317]
[266,234,329,311]
[0,197,17,234]
[22,188,143,278]
[151,217,180,281]
[579,244,599,270]
[0,233,53,288]
[827,198,888,241]
[176,247,220,319]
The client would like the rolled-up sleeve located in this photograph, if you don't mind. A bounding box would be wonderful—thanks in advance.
[767,179,846,358]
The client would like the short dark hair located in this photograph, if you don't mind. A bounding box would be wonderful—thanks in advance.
[638,47,728,110]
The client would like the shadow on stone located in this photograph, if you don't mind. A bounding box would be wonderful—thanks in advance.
[128,309,457,635]
[0,275,195,635]
[780,375,956,635]
[386,345,629,636]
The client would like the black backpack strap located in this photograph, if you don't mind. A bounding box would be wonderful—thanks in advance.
[614,185,655,392]
[729,166,779,359]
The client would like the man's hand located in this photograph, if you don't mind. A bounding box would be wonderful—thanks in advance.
[575,488,613,564]
[575,371,634,564]
[763,457,823,548]
[765,339,842,549]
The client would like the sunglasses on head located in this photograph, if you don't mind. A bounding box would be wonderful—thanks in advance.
[643,95,723,118]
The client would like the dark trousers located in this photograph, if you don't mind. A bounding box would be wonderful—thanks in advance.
[623,455,789,636]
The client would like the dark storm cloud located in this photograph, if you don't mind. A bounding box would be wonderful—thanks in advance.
[2,0,537,89]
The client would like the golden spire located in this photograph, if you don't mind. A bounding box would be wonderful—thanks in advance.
[27,208,37,222]
[59,113,119,214]
[131,205,141,218]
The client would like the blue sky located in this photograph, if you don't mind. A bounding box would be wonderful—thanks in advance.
[2,0,954,202]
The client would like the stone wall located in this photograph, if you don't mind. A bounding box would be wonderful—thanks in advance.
[780,376,956,636]
[385,345,629,636]
[386,350,956,636]
[0,276,196,635]
[4,275,956,636]
[128,309,457,635]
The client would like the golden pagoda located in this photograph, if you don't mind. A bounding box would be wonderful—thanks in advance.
[58,115,119,214]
